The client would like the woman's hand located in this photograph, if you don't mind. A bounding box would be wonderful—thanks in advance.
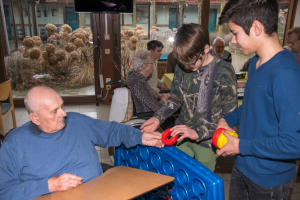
[158,93,169,101]
[160,83,168,90]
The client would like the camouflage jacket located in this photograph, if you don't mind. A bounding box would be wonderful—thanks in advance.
[154,56,237,148]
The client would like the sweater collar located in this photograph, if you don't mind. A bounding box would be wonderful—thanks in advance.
[29,122,43,135]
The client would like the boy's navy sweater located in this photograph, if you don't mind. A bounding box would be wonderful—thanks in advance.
[0,112,143,200]
[224,50,300,187]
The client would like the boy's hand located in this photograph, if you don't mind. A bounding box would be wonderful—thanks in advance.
[140,117,160,132]
[216,131,240,157]
[217,118,236,132]
[170,125,199,141]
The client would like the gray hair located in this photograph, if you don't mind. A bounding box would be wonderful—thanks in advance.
[287,27,300,40]
[131,50,150,72]
[213,36,225,45]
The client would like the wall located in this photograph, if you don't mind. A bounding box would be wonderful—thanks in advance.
[294,0,300,27]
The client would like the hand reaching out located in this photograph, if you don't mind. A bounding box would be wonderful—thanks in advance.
[142,132,164,148]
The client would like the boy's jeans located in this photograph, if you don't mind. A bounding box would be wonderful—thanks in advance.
[230,162,293,200]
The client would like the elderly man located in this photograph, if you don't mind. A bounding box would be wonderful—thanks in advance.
[147,40,168,91]
[0,86,164,200]
[209,36,232,63]
[287,26,300,64]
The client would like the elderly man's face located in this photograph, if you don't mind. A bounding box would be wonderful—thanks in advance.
[293,40,300,54]
[287,33,299,53]
[36,92,67,133]
[213,40,225,56]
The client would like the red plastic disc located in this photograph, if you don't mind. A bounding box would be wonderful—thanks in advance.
[212,128,225,148]
[161,128,178,146]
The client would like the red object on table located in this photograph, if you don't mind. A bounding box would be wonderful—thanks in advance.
[161,128,178,146]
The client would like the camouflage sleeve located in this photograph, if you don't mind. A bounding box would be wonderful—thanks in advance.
[153,67,183,124]
[228,52,232,63]
[219,63,238,118]
[191,62,237,142]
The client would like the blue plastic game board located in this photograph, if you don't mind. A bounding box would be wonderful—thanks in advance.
[115,145,225,200]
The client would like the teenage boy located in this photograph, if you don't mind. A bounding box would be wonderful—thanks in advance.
[147,40,168,91]
[216,0,300,199]
[141,24,237,171]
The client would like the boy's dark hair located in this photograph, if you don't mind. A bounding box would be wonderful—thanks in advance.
[218,0,278,37]
[173,23,210,66]
[287,27,300,40]
[147,40,164,51]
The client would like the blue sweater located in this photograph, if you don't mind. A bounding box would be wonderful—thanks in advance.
[224,50,300,187]
[0,112,143,200]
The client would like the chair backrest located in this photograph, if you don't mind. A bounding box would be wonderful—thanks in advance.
[121,89,133,123]
[109,87,133,123]
[0,79,13,103]
[0,79,16,136]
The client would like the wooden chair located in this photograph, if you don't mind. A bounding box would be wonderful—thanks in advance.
[296,160,300,176]
[0,79,17,136]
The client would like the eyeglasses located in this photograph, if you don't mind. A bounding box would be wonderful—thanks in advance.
[192,51,205,65]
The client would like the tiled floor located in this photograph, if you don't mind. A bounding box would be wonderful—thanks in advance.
[1,103,300,200]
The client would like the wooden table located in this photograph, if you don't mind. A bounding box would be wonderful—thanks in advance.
[35,166,174,200]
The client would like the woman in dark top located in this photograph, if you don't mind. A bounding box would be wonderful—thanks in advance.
[127,50,169,114]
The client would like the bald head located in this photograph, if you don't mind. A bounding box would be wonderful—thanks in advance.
[25,86,66,133]
[24,86,61,114]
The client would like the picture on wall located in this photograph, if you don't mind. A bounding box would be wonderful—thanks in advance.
[52,9,57,16]
[37,10,41,18]
[44,10,49,17]
[136,7,148,24]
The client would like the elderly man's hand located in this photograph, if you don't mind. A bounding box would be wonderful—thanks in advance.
[142,132,164,148]
[48,173,83,192]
